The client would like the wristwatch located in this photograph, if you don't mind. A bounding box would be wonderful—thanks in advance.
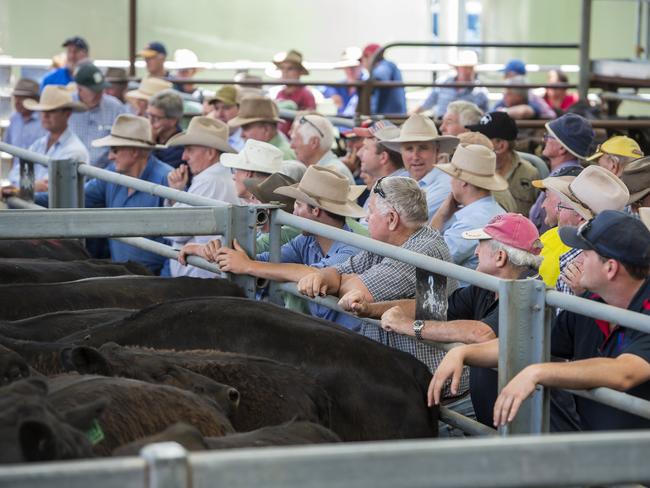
[413,320,425,341]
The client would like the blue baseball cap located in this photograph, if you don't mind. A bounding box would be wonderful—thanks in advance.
[502,59,526,76]
[559,210,650,267]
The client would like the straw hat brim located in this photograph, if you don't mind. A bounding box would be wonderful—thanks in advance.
[543,178,593,220]
[380,135,459,155]
[436,162,509,192]
[92,135,158,149]
[639,207,650,229]
[125,90,151,102]
[629,187,650,204]
[220,153,278,174]
[23,98,87,113]
[166,131,236,154]
[227,115,283,128]
[244,178,295,208]
[273,60,310,76]
[274,184,366,219]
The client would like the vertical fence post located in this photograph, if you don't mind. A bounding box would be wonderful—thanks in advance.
[497,278,550,435]
[18,158,34,202]
[140,442,190,488]
[268,208,284,306]
[228,204,262,299]
[578,0,592,101]
[49,158,80,209]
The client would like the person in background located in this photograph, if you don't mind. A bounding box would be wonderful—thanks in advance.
[41,36,89,91]
[172,49,201,94]
[620,157,650,215]
[104,67,129,104]
[586,135,643,177]
[439,100,483,136]
[360,43,406,115]
[493,76,556,120]
[147,89,185,168]
[543,70,579,116]
[273,49,316,135]
[322,46,366,116]
[125,77,173,117]
[138,41,168,78]
[204,85,244,151]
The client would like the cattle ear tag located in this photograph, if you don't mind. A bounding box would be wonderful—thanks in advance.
[86,419,105,445]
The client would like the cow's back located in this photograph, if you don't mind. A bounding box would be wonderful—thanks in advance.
[0,239,89,261]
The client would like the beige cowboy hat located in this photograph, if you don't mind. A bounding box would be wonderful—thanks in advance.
[380,114,460,154]
[437,143,508,191]
[23,85,87,112]
[274,165,366,218]
[640,207,650,230]
[544,165,629,220]
[620,156,650,204]
[125,77,173,102]
[166,116,235,153]
[220,139,283,174]
[227,96,283,128]
[92,114,157,148]
[244,172,297,209]
[273,49,309,76]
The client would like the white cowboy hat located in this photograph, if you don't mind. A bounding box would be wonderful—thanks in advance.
[220,139,283,174]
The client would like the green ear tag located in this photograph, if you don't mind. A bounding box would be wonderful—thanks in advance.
[86,419,105,445]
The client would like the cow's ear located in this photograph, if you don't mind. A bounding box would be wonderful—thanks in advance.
[60,346,113,376]
[62,397,109,432]
[19,420,57,462]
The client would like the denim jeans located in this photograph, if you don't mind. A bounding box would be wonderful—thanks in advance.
[438,394,476,438]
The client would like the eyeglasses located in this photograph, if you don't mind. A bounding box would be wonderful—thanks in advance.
[543,133,556,143]
[556,203,575,212]
[372,176,387,199]
[146,112,170,123]
[299,116,324,138]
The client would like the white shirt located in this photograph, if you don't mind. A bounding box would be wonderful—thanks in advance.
[169,162,240,279]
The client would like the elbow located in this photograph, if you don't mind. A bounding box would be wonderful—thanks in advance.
[614,374,640,392]
[469,327,497,344]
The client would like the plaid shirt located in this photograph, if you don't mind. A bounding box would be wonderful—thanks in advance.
[556,247,583,295]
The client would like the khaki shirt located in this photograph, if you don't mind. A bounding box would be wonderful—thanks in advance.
[493,151,540,216]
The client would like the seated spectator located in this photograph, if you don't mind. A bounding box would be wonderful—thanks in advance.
[125,77,173,117]
[430,210,650,432]
[147,89,185,168]
[466,112,540,215]
[323,46,366,116]
[339,129,365,183]
[543,70,579,116]
[205,85,244,151]
[70,63,127,168]
[381,114,460,218]
[228,96,296,160]
[86,114,173,274]
[172,49,201,94]
[360,43,406,115]
[220,139,284,203]
[586,135,643,177]
[529,113,595,232]
[138,41,168,78]
[289,114,355,183]
[429,143,507,270]
[439,100,483,136]
[41,36,89,91]
[164,116,240,278]
[620,157,650,214]
[415,50,489,117]
[104,67,129,104]
[494,76,556,120]
[273,50,316,135]
[641,207,650,230]
[4,79,47,182]
[501,59,526,79]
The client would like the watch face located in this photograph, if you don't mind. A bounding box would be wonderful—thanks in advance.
[413,320,425,331]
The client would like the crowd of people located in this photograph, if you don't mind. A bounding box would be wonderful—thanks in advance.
[3,35,650,436]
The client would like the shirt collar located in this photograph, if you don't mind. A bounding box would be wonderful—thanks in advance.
[418,167,440,186]
[455,195,496,217]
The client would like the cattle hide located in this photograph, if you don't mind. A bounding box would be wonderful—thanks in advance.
[0,239,90,261]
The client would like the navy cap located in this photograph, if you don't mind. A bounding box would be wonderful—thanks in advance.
[559,210,650,267]
[502,59,526,76]
[466,111,518,141]
[138,41,167,58]
[546,113,595,159]
[62,36,89,51]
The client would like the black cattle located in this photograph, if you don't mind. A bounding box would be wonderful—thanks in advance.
[0,276,244,320]
[0,343,30,386]
[0,258,151,284]
[0,239,89,261]
[69,297,438,441]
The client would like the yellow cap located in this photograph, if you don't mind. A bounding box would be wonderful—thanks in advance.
[586,135,643,162]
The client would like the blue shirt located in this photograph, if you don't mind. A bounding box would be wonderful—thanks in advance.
[229,128,245,152]
[3,111,47,175]
[420,75,490,118]
[69,93,127,168]
[418,168,452,219]
[257,226,363,331]
[84,155,173,273]
[322,72,368,116]
[442,196,506,270]
[40,67,74,92]
[370,60,407,115]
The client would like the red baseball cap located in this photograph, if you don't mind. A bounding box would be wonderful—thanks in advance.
[461,213,543,255]
[362,43,381,58]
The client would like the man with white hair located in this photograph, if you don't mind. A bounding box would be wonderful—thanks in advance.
[290,114,355,183]
[439,100,483,136]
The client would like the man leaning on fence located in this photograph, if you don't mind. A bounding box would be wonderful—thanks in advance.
[429,210,650,431]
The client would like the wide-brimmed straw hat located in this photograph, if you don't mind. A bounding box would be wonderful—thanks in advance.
[23,85,87,112]
[380,114,460,154]
[273,49,309,75]
[274,165,366,218]
[244,172,297,208]
[227,96,283,128]
[437,143,508,191]
[620,156,650,204]
[640,207,650,230]
[92,114,157,148]
[543,165,629,220]
[220,139,283,174]
[12,78,40,98]
[166,116,235,153]
[125,77,173,102]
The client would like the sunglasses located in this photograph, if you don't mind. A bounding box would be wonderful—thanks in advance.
[372,176,387,199]
[577,219,593,239]
[299,116,324,138]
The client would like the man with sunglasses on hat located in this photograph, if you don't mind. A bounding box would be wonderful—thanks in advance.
[429,210,650,431]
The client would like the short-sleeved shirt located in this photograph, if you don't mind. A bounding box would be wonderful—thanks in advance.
[370,60,407,115]
[419,75,490,118]
[3,111,47,173]
[551,278,650,430]
[418,167,452,219]
[84,155,173,274]
[492,152,540,217]
[40,67,74,91]
[322,72,367,116]
[229,128,245,152]
[539,227,571,288]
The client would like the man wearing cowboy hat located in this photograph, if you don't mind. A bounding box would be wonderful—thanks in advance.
[587,135,644,177]
[125,77,173,117]
[429,143,507,271]
[360,44,406,115]
[204,85,245,151]
[6,85,89,195]
[84,113,173,273]
[41,36,89,92]
[621,157,650,215]
[228,95,296,160]
[536,165,629,297]
[529,113,595,233]
[171,48,201,94]
[69,62,127,169]
[381,113,460,219]
[104,67,129,104]
[4,78,47,183]
[430,210,650,432]
[414,50,489,118]
[273,49,316,115]
[163,116,240,279]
